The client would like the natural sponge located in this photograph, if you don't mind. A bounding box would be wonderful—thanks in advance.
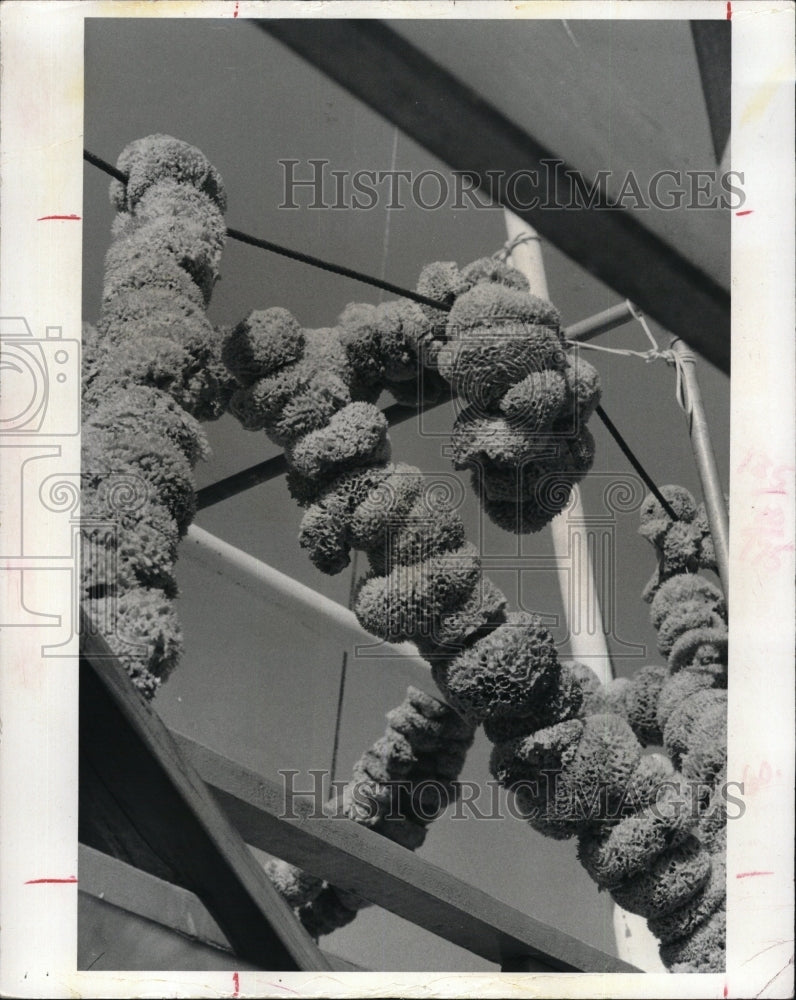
[419,266,599,533]
[639,486,720,601]
[82,135,228,696]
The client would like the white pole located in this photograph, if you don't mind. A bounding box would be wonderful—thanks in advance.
[504,210,665,971]
[183,523,448,705]
[503,209,613,685]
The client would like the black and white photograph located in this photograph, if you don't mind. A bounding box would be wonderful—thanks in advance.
[0,2,793,997]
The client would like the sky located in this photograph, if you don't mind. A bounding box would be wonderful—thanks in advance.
[81,16,730,973]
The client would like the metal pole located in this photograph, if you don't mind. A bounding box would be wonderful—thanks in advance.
[671,338,730,597]
[565,301,637,343]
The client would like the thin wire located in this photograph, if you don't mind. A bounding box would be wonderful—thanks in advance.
[331,131,399,780]
[331,130,398,782]
[564,305,681,519]
[626,300,660,352]
[628,308,691,414]
[567,305,692,416]
[329,654,348,787]
[329,546,360,786]
[566,340,659,362]
[377,128,400,302]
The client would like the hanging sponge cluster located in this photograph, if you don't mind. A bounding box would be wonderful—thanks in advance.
[222,295,445,469]
[226,262,723,969]
[596,490,728,971]
[634,488,729,791]
[222,276,515,659]
[265,685,475,937]
[222,273,519,938]
[442,643,724,968]
[639,485,719,602]
[599,657,727,971]
[81,135,230,696]
[414,258,602,532]
[426,591,725,972]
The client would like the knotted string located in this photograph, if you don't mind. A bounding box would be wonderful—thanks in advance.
[564,300,692,415]
[493,231,541,262]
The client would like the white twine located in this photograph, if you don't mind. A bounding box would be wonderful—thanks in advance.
[563,300,692,415]
[493,231,541,262]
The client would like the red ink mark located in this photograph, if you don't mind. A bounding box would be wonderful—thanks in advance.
[37,214,81,221]
[736,870,775,878]
[232,972,240,997]
[760,488,786,494]
[233,1,239,16]
[723,985,729,998]
[266,984,300,996]
[726,1,732,19]
[736,210,753,216]
[25,876,78,884]
[741,760,777,795]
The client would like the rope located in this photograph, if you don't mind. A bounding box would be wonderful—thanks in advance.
[83,149,450,313]
[83,148,127,184]
[565,303,693,418]
[664,345,694,416]
[85,147,678,523]
[626,300,660,352]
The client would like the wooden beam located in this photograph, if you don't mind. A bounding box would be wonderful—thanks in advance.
[172,730,639,974]
[79,844,235,956]
[257,19,730,373]
[690,22,732,164]
[79,613,332,972]
[78,845,363,972]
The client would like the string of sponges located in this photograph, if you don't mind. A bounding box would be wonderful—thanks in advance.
[444,648,722,972]
[223,264,717,970]
[81,135,233,696]
[221,265,518,663]
[596,486,728,971]
[415,259,602,532]
[638,484,719,602]
[223,268,506,935]
[265,685,475,937]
